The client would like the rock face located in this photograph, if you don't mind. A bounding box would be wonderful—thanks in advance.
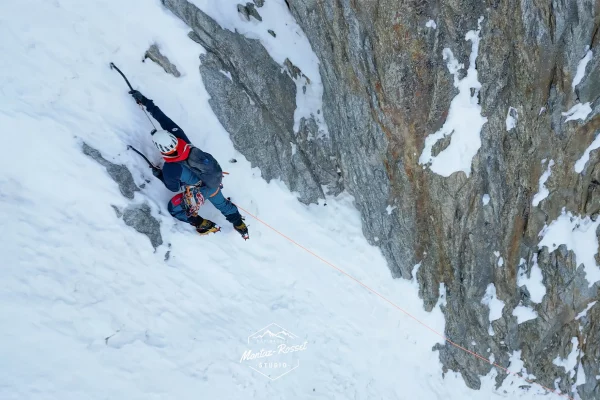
[161,0,600,397]
[163,0,341,204]
[144,44,181,77]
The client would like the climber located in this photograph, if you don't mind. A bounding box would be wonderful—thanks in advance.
[128,89,249,239]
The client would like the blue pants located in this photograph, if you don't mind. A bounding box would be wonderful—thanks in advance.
[167,186,241,225]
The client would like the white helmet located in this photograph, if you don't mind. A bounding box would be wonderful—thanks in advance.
[152,130,178,154]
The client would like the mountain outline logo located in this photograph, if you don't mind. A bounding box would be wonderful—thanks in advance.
[241,322,307,381]
[248,323,298,343]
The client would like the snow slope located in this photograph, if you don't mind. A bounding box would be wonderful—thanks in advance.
[0,1,562,399]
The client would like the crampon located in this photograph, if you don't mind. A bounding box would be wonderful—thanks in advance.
[195,219,221,235]
[234,221,249,240]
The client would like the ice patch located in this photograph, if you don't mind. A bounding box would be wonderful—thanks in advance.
[419,17,488,177]
[563,102,592,122]
[575,133,600,173]
[517,255,546,303]
[243,90,256,106]
[425,19,437,29]
[482,194,490,205]
[508,350,526,373]
[411,262,421,284]
[506,107,518,131]
[497,257,504,267]
[554,378,562,394]
[572,48,593,91]
[575,360,586,387]
[512,303,538,324]
[553,337,579,379]
[481,283,504,336]
[498,350,537,389]
[576,301,597,320]
[437,283,447,307]
[386,205,396,215]
[532,159,554,206]
[538,208,600,286]
[219,69,233,81]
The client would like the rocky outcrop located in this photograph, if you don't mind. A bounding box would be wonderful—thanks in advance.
[237,2,262,21]
[160,0,600,397]
[144,44,181,77]
[82,142,139,199]
[122,203,163,249]
[83,143,163,249]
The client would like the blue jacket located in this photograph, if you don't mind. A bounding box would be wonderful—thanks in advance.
[145,101,217,192]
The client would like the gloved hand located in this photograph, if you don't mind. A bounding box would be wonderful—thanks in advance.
[152,167,163,181]
[129,90,149,105]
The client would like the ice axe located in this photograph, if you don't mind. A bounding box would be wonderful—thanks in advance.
[110,62,157,131]
[127,145,160,172]
[109,62,135,91]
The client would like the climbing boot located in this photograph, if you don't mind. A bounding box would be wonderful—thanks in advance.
[195,218,220,235]
[234,221,249,240]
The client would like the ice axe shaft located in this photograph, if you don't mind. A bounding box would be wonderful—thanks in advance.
[110,62,157,130]
[109,62,134,91]
[127,145,159,170]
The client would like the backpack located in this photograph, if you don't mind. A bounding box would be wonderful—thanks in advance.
[183,147,223,189]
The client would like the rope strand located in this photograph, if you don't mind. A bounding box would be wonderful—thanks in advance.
[139,104,157,130]
[233,203,573,400]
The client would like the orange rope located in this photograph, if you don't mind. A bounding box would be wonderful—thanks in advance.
[234,203,574,400]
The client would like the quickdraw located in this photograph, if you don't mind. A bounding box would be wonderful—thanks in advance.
[183,185,205,217]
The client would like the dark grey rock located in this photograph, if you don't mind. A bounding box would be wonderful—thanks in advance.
[144,44,181,77]
[576,51,600,103]
[187,31,202,45]
[268,29,276,38]
[123,203,163,249]
[283,58,302,80]
[237,3,262,22]
[236,4,250,20]
[111,205,123,218]
[164,243,172,261]
[82,142,139,199]
[253,0,264,7]
[285,2,600,398]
